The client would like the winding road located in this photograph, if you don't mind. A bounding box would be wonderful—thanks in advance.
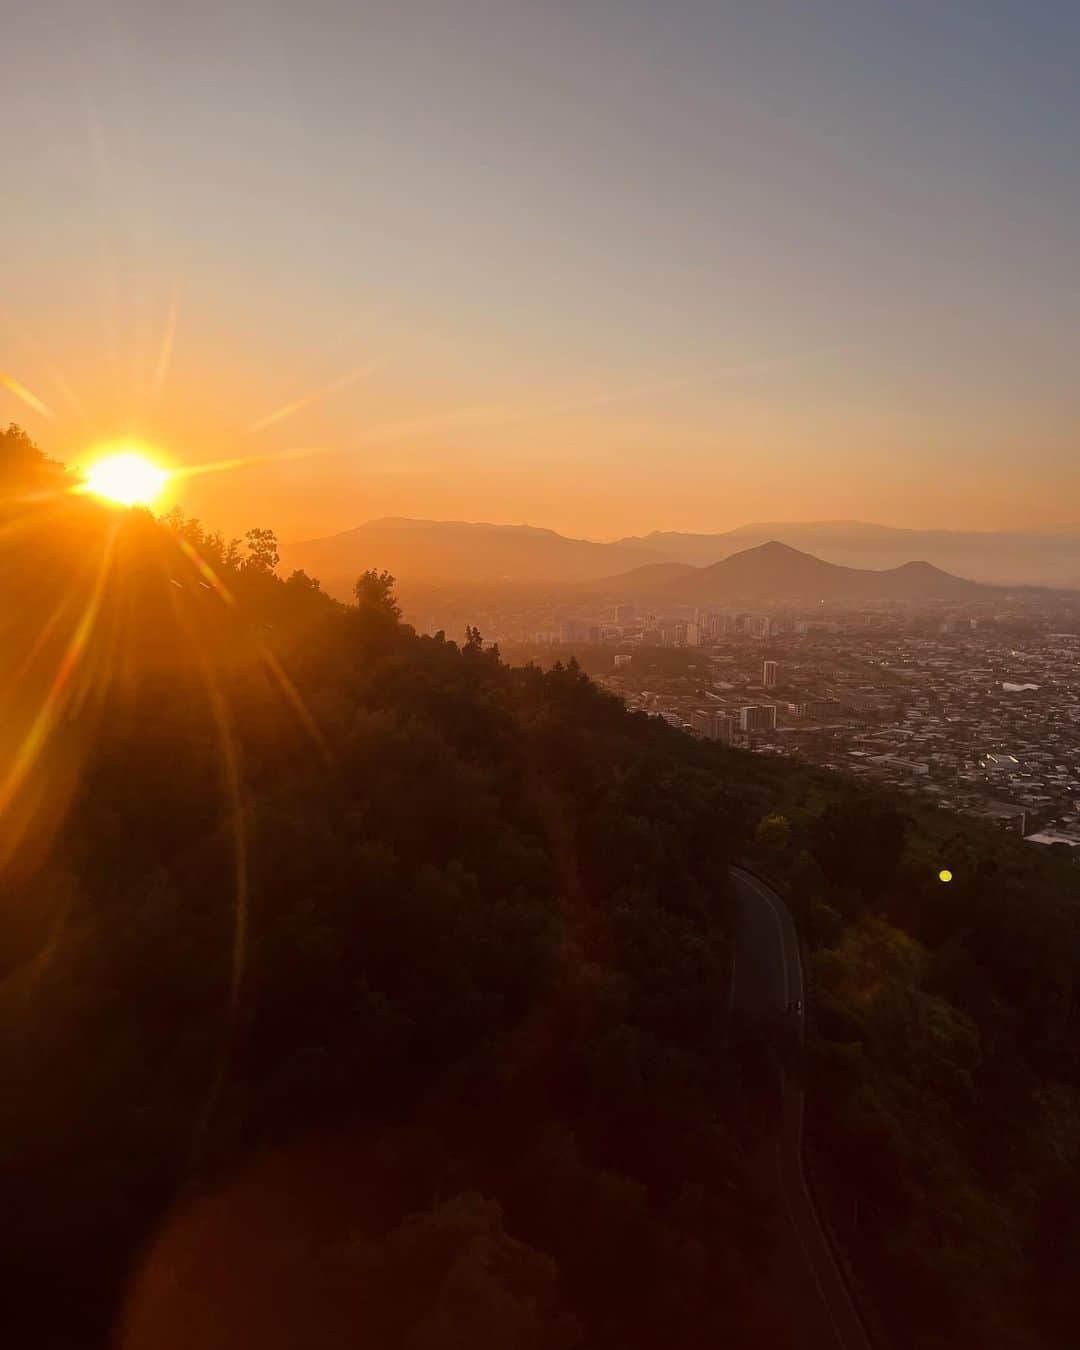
[729,866,873,1350]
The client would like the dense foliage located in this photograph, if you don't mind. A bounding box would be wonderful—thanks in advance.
[1,428,776,1349]
[741,762,1080,1349]
[3,425,1079,1349]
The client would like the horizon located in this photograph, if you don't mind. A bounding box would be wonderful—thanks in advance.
[6,1,1080,540]
[293,511,1080,548]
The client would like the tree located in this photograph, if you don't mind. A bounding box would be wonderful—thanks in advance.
[754,813,790,854]
[244,527,279,572]
[811,798,909,901]
[345,1192,581,1350]
[284,569,321,594]
[353,568,401,619]
[0,423,68,493]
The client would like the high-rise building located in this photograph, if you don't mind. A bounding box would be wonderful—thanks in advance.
[614,603,636,624]
[662,622,688,647]
[558,619,582,643]
[739,704,778,733]
[690,709,736,743]
[689,709,714,737]
[762,660,778,688]
[686,621,700,647]
[804,698,844,719]
[713,712,735,744]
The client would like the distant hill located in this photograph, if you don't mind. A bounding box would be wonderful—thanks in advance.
[615,521,1080,587]
[285,515,1080,597]
[594,540,987,603]
[580,560,698,593]
[284,517,667,596]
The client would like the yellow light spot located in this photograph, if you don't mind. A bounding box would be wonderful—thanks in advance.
[84,449,169,507]
[938,868,953,883]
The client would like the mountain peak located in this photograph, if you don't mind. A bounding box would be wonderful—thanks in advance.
[893,559,944,574]
[597,537,984,602]
[748,539,807,557]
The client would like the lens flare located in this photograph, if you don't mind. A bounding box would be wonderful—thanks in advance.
[0,369,55,421]
[84,449,169,507]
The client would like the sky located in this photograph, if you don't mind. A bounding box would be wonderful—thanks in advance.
[4,0,1080,542]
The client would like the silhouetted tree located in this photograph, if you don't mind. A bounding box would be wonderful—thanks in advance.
[353,567,401,619]
[244,526,279,572]
[0,423,69,494]
[284,568,321,593]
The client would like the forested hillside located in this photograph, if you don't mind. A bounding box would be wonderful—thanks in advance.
[3,425,1079,1350]
[1,428,776,1349]
[740,767,1080,1349]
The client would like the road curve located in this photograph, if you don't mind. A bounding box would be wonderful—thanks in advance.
[730,865,873,1350]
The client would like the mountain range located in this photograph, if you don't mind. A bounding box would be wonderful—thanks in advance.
[588,540,986,604]
[616,521,1080,586]
[283,517,662,593]
[284,516,1080,597]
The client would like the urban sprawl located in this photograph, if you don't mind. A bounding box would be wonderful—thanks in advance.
[480,595,1080,855]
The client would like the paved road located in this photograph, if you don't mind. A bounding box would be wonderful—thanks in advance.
[730,866,873,1350]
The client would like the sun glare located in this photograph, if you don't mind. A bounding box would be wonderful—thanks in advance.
[83,450,169,508]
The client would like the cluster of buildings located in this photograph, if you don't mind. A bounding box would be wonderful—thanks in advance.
[553,607,819,647]
[687,701,777,743]
[597,603,1080,854]
[423,584,1080,854]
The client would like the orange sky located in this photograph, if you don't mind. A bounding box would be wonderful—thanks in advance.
[7,327,1076,544]
[5,3,1080,543]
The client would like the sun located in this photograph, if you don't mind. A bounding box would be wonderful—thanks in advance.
[83,449,169,507]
